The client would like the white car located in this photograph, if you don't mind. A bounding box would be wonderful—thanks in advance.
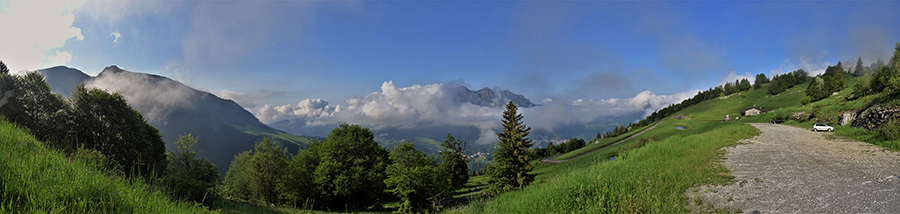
[812,123,834,132]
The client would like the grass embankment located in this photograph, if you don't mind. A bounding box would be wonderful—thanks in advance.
[553,124,655,161]
[0,119,214,213]
[453,118,759,213]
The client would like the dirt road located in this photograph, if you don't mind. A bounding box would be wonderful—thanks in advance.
[692,123,900,213]
[540,122,660,164]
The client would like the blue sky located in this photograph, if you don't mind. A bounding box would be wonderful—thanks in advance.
[1,0,898,118]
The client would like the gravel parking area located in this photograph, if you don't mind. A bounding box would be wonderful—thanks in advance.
[690,123,900,213]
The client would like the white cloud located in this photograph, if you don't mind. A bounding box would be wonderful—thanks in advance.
[85,66,197,124]
[47,51,73,66]
[770,54,831,77]
[0,0,85,72]
[111,32,122,46]
[719,71,755,86]
[557,89,700,125]
[215,89,282,110]
[256,80,699,144]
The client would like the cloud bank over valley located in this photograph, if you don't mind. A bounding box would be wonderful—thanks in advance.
[255,80,699,144]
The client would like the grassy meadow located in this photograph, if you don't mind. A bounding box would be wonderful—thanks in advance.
[0,119,215,213]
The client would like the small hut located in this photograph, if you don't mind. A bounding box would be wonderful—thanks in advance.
[742,106,764,116]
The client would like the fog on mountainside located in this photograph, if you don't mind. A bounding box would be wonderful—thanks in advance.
[264,80,696,153]
[35,65,310,176]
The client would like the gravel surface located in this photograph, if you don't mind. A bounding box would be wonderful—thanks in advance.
[689,123,900,213]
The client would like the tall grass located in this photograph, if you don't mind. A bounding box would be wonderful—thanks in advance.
[0,119,214,213]
[454,122,759,213]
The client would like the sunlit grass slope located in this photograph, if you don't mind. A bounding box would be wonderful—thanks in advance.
[0,119,214,213]
[454,119,758,213]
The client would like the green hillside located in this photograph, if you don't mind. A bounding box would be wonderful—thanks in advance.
[0,119,215,213]
[452,68,899,212]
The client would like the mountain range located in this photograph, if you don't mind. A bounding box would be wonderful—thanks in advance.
[34,65,636,172]
[36,66,312,176]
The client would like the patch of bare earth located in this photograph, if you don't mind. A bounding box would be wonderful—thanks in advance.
[688,123,900,213]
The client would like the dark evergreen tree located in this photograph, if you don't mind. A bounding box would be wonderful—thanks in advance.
[487,101,534,194]
[753,73,769,89]
[855,57,865,76]
[739,78,752,91]
[805,77,827,101]
[0,61,8,74]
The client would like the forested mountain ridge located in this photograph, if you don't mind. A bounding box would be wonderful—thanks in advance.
[36,65,312,176]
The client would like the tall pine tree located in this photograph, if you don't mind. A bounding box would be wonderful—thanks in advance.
[488,101,534,194]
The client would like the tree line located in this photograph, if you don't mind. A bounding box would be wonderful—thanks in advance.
[531,137,585,160]
[220,101,535,212]
[804,62,845,103]
[2,61,542,212]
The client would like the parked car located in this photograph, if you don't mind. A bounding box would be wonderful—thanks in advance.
[812,123,834,132]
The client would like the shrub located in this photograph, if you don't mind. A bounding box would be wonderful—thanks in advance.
[631,137,651,149]
[800,97,812,105]
[71,147,110,171]
[879,118,900,140]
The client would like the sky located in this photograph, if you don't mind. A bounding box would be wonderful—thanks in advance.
[1,0,899,130]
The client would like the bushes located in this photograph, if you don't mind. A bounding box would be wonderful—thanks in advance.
[801,97,812,105]
[879,118,900,140]
[531,138,586,159]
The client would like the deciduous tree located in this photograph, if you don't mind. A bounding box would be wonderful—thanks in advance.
[440,133,469,190]
[68,85,166,178]
[385,140,450,213]
[159,134,220,205]
[313,123,389,210]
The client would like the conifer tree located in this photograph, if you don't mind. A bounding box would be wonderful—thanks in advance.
[856,57,865,76]
[0,61,8,74]
[487,101,534,194]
